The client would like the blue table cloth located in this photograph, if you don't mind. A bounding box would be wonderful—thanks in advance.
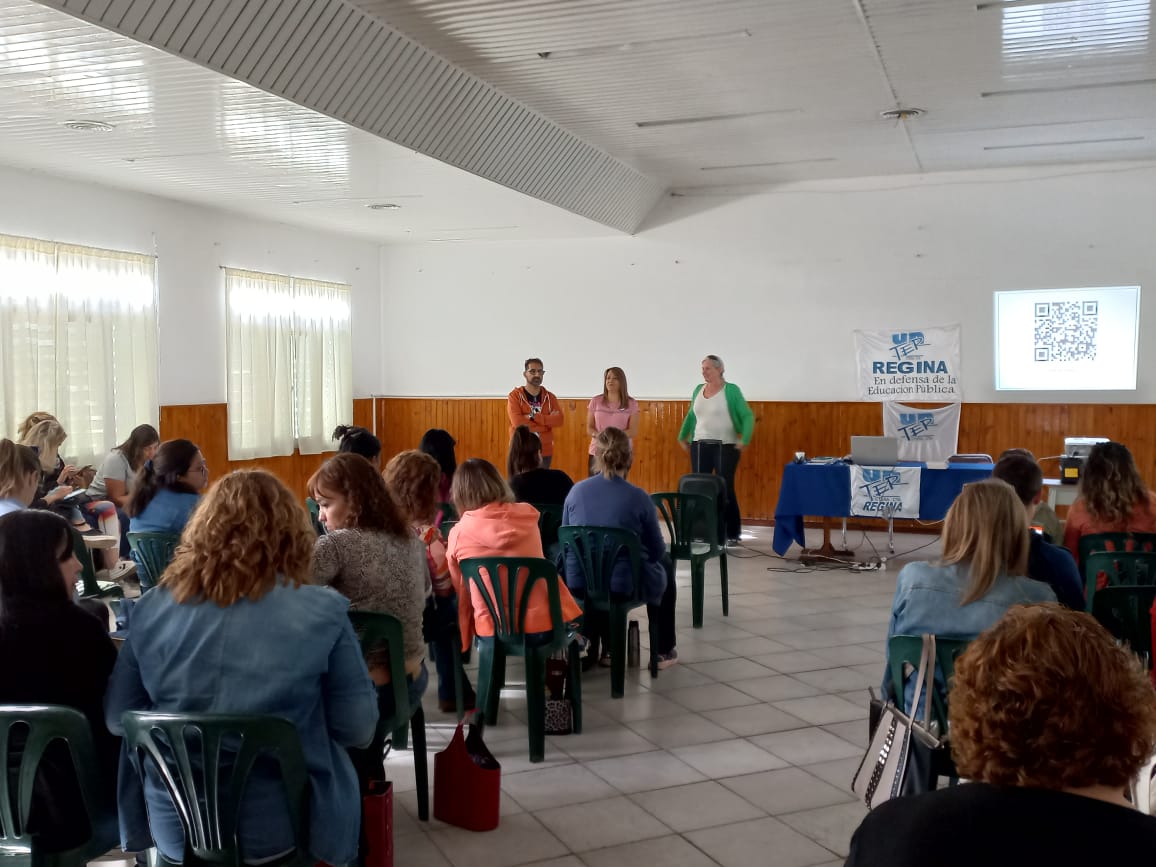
[772,461,993,555]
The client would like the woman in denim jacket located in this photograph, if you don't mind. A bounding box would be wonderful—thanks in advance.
[105,470,379,865]
[885,479,1055,714]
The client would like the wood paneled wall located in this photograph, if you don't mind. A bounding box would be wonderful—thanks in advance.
[374,397,1156,521]
[159,398,374,499]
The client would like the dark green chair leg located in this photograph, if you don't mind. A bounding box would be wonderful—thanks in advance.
[477,639,506,725]
[609,607,629,698]
[691,560,706,628]
[524,652,547,763]
[647,618,660,678]
[411,705,429,821]
[392,720,409,751]
[720,551,729,616]
[568,640,583,734]
[452,642,466,721]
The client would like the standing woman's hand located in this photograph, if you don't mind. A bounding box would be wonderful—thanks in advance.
[679,440,690,453]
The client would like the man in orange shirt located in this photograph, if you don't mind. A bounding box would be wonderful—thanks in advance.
[507,358,564,468]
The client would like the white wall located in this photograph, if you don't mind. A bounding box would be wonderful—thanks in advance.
[380,161,1156,403]
[0,165,382,405]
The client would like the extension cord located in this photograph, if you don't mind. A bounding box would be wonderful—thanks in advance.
[851,559,888,572]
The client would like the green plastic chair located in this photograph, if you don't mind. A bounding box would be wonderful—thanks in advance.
[439,520,459,540]
[1092,584,1156,669]
[532,503,565,559]
[1077,532,1156,581]
[70,529,123,601]
[459,557,583,763]
[886,635,971,734]
[0,705,118,867]
[121,712,311,867]
[304,498,325,536]
[1085,551,1156,613]
[558,526,658,698]
[651,491,729,628]
[436,502,459,524]
[127,531,180,592]
[347,611,429,821]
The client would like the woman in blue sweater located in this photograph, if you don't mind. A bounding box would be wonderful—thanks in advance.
[562,427,678,669]
[125,439,207,535]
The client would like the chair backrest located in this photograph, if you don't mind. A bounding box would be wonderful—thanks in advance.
[436,502,459,524]
[651,492,719,556]
[678,474,726,542]
[947,454,993,464]
[1092,585,1156,669]
[439,520,459,540]
[532,503,565,550]
[1078,532,1156,578]
[1085,551,1156,612]
[347,611,411,733]
[304,498,325,536]
[458,557,567,650]
[70,529,102,599]
[886,635,970,732]
[127,532,181,592]
[121,712,310,867]
[0,704,111,861]
[557,526,643,609]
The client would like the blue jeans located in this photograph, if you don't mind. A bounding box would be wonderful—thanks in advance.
[430,595,473,702]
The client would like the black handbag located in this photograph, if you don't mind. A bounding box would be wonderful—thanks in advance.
[852,634,948,808]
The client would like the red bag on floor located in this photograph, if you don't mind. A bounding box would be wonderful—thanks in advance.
[363,779,393,867]
[433,721,501,831]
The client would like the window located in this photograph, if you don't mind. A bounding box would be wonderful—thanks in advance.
[0,233,158,463]
[225,267,352,460]
[1002,0,1149,65]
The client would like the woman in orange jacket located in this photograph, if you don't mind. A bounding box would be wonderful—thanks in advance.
[445,458,580,651]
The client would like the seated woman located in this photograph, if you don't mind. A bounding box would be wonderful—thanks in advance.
[0,510,119,851]
[20,418,128,577]
[507,424,574,506]
[333,424,382,469]
[309,452,429,706]
[419,428,458,517]
[885,479,1056,712]
[105,470,379,867]
[445,459,581,653]
[0,439,41,517]
[562,427,677,670]
[847,604,1156,865]
[383,449,476,714]
[87,424,160,510]
[1063,441,1156,560]
[125,439,208,535]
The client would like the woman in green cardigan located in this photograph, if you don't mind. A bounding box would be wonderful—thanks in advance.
[677,355,755,542]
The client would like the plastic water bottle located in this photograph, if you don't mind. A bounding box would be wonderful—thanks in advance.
[627,620,640,668]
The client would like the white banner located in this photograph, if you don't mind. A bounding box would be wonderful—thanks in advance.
[854,326,963,402]
[850,465,922,519]
[882,402,961,464]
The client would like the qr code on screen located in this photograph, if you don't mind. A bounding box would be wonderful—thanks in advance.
[1033,301,1098,362]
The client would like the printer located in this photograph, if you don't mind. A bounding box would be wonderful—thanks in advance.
[1060,436,1109,485]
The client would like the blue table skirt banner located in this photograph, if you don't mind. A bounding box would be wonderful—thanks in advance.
[772,461,993,555]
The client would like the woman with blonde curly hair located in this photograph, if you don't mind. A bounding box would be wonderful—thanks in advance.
[384,449,476,713]
[1063,441,1156,560]
[848,603,1156,865]
[104,470,379,867]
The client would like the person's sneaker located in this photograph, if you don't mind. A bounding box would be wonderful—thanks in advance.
[598,653,613,668]
[657,649,679,670]
[110,560,137,582]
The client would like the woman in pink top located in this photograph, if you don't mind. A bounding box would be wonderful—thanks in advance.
[445,459,581,651]
[586,367,640,475]
[1063,441,1156,561]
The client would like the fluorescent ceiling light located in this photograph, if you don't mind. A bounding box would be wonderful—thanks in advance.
[637,108,800,129]
[982,76,1156,95]
[700,158,836,171]
[537,29,750,61]
[984,135,1144,149]
[991,0,1149,64]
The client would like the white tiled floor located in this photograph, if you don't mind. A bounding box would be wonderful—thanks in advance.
[389,527,940,867]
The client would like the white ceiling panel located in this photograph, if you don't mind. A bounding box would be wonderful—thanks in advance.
[0,0,620,241]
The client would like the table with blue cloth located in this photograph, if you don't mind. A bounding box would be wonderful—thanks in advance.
[772,461,994,556]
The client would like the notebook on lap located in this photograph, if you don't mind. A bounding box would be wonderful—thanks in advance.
[850,436,900,466]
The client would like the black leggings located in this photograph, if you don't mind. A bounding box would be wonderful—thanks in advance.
[691,440,742,539]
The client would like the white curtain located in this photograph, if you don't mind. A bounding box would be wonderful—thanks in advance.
[293,277,352,455]
[0,234,158,464]
[225,269,352,460]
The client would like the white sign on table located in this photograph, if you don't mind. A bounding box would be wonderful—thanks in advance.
[850,465,922,519]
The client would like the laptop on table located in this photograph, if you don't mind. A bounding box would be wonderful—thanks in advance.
[850,436,900,466]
